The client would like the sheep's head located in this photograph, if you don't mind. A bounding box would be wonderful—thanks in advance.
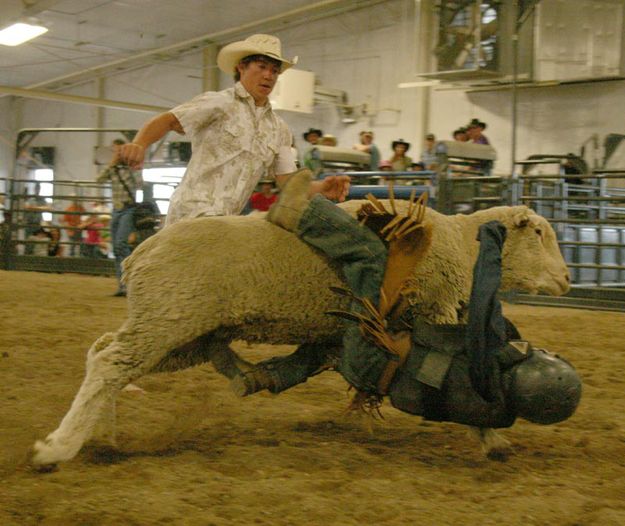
[500,207,570,296]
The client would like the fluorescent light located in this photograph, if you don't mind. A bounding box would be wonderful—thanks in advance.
[0,23,48,46]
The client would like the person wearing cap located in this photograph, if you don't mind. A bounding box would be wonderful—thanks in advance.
[302,128,323,146]
[353,130,380,171]
[120,34,349,226]
[420,133,438,171]
[466,119,490,145]
[389,139,413,171]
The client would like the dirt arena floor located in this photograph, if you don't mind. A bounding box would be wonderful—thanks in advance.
[1,270,624,526]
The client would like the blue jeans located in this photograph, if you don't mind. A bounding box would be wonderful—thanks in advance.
[253,195,389,393]
[297,195,387,301]
[111,207,135,290]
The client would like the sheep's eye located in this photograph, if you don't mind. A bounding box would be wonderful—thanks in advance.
[535,228,542,236]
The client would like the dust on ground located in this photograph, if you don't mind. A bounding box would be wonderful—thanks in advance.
[1,270,624,526]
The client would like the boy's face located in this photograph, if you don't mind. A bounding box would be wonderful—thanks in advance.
[238,57,280,106]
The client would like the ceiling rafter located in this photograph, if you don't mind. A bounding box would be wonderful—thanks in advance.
[19,0,388,93]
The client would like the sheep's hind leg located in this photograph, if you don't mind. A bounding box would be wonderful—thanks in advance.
[210,343,255,379]
[31,331,170,469]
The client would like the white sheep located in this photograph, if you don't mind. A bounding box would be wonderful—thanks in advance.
[31,204,570,468]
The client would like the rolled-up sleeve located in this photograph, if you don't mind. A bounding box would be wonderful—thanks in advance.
[272,124,296,176]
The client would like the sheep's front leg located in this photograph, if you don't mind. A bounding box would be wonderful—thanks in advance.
[87,333,118,449]
[32,333,168,468]
[469,427,511,461]
[89,394,118,448]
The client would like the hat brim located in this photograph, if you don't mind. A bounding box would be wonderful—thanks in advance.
[217,42,297,75]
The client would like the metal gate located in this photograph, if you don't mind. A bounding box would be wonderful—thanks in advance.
[509,162,625,311]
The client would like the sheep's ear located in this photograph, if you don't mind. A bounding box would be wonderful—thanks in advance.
[512,207,531,228]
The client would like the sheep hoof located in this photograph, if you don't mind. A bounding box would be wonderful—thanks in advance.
[29,442,59,473]
[31,436,77,467]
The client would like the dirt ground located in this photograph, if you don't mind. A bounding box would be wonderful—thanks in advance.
[0,270,624,526]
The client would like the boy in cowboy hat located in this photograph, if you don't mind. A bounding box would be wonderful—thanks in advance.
[302,127,323,172]
[120,34,349,226]
[389,139,413,171]
[302,128,323,145]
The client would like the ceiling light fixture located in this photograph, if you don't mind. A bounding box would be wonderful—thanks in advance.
[0,22,48,47]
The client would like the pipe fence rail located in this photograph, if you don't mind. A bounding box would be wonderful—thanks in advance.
[2,164,625,310]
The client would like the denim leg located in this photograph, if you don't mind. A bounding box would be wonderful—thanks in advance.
[297,195,387,302]
[246,196,389,394]
[112,208,134,287]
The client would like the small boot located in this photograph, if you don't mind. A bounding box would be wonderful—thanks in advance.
[266,168,313,231]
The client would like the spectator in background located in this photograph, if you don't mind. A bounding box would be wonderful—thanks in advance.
[562,153,586,185]
[302,127,323,172]
[353,130,380,171]
[61,197,85,256]
[249,178,278,212]
[453,127,468,142]
[25,226,50,257]
[389,139,413,171]
[377,159,393,186]
[47,227,64,257]
[80,205,109,259]
[303,127,322,146]
[466,119,494,175]
[320,134,337,147]
[378,160,393,171]
[97,139,143,297]
[23,183,52,255]
[420,133,438,171]
[466,119,490,145]
[0,210,14,257]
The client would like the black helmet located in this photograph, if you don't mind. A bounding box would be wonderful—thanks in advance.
[508,348,582,425]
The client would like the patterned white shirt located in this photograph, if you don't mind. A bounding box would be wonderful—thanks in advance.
[166,82,295,225]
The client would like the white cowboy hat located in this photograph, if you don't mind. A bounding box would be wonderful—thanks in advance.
[217,34,298,75]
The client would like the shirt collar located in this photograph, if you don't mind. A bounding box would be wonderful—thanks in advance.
[234,81,273,115]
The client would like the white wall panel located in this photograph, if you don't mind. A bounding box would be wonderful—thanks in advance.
[6,0,625,185]
[430,80,625,173]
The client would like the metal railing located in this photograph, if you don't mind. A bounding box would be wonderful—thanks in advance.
[1,177,118,274]
[3,162,625,311]
[507,167,625,310]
